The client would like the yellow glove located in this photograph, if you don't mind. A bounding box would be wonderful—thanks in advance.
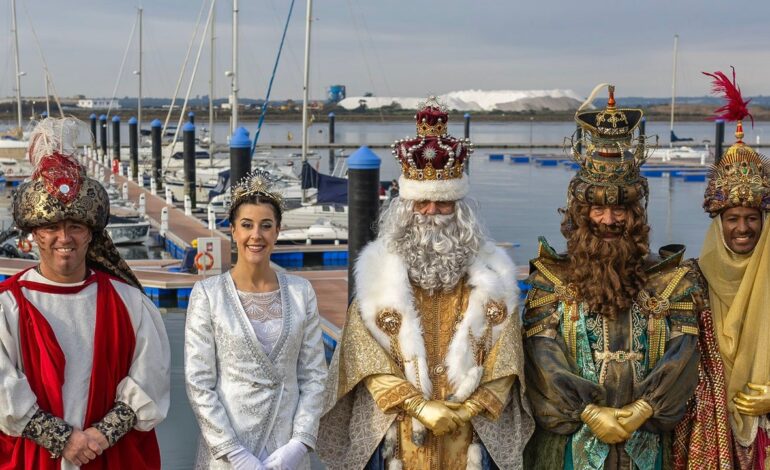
[734,382,770,417]
[617,399,653,434]
[580,404,633,444]
[402,397,463,436]
[443,399,485,423]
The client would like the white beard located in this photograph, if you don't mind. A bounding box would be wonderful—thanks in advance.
[388,212,478,292]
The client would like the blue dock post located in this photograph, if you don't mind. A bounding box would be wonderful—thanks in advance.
[183,121,196,209]
[128,117,138,180]
[230,127,252,189]
[99,115,107,163]
[151,119,163,190]
[328,112,336,173]
[188,111,195,125]
[89,113,97,157]
[715,119,725,165]
[112,115,121,173]
[347,146,381,301]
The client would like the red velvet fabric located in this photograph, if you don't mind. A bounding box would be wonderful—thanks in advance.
[0,268,160,470]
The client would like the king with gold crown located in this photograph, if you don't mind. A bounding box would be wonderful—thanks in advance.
[317,97,533,469]
[522,85,704,470]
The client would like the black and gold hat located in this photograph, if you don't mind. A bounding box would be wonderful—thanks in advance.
[567,84,650,207]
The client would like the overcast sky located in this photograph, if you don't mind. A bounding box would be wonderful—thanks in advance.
[1,0,768,101]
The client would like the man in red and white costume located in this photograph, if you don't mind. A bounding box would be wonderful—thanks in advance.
[0,118,170,469]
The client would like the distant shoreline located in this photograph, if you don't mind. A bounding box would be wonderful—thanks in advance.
[3,103,770,124]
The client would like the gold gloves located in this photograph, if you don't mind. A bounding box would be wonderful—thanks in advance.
[580,404,633,444]
[617,399,653,434]
[443,399,485,423]
[402,396,463,436]
[735,382,770,417]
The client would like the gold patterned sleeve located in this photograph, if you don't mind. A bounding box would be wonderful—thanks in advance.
[468,375,515,420]
[364,374,421,413]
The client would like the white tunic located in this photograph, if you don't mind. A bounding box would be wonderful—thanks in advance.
[0,269,171,470]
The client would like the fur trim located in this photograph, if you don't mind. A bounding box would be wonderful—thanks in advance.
[398,174,469,201]
[467,443,483,470]
[383,423,398,458]
[354,239,519,402]
[411,419,426,446]
[387,459,403,470]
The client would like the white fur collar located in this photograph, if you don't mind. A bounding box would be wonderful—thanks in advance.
[354,238,519,401]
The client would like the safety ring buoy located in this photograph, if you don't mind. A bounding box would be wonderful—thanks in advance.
[194,252,215,271]
[17,238,32,253]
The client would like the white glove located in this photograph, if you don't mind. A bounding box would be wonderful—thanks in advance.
[227,446,265,470]
[263,439,308,470]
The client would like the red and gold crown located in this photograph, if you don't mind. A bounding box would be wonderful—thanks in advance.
[391,96,473,201]
[702,68,770,217]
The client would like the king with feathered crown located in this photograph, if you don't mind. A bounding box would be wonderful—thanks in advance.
[675,68,770,470]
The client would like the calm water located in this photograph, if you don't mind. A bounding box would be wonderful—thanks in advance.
[98,119,717,467]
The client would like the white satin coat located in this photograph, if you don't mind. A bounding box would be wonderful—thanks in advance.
[184,271,327,470]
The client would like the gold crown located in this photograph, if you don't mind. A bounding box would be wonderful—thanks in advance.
[231,170,284,210]
[703,143,770,216]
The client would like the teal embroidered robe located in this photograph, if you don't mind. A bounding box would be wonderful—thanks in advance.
[522,239,703,470]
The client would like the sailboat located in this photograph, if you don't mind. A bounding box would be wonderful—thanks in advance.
[669,34,693,144]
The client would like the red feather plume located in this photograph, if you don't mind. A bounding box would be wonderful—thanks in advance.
[702,67,754,126]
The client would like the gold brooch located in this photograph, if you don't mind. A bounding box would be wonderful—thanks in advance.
[637,290,670,317]
[484,300,507,326]
[376,309,402,336]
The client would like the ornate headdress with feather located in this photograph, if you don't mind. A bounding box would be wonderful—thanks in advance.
[12,117,141,288]
[702,68,770,217]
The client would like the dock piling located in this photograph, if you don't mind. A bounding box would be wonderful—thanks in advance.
[112,115,121,173]
[151,119,163,190]
[229,127,251,189]
[184,195,192,216]
[139,193,146,216]
[715,119,725,165]
[122,182,129,200]
[183,122,196,209]
[165,187,173,206]
[150,177,157,195]
[129,116,139,180]
[347,146,381,300]
[328,112,335,173]
[89,113,97,158]
[99,115,107,164]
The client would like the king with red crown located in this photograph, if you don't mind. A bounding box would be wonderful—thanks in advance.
[318,97,533,469]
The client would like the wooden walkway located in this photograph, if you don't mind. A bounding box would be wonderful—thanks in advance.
[85,154,231,270]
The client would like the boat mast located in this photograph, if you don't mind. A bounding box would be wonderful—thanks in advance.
[44,73,50,117]
[11,0,23,130]
[231,0,239,134]
[300,0,312,202]
[138,7,143,142]
[301,0,312,164]
[209,3,215,154]
[669,34,678,147]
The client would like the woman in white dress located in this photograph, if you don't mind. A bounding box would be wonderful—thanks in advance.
[185,171,327,470]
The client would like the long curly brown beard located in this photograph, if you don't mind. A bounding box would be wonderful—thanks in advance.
[560,201,650,319]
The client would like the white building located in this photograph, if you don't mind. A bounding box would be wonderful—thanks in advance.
[77,98,121,109]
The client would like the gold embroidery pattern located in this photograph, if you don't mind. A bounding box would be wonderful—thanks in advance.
[469,387,504,419]
[375,382,421,412]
